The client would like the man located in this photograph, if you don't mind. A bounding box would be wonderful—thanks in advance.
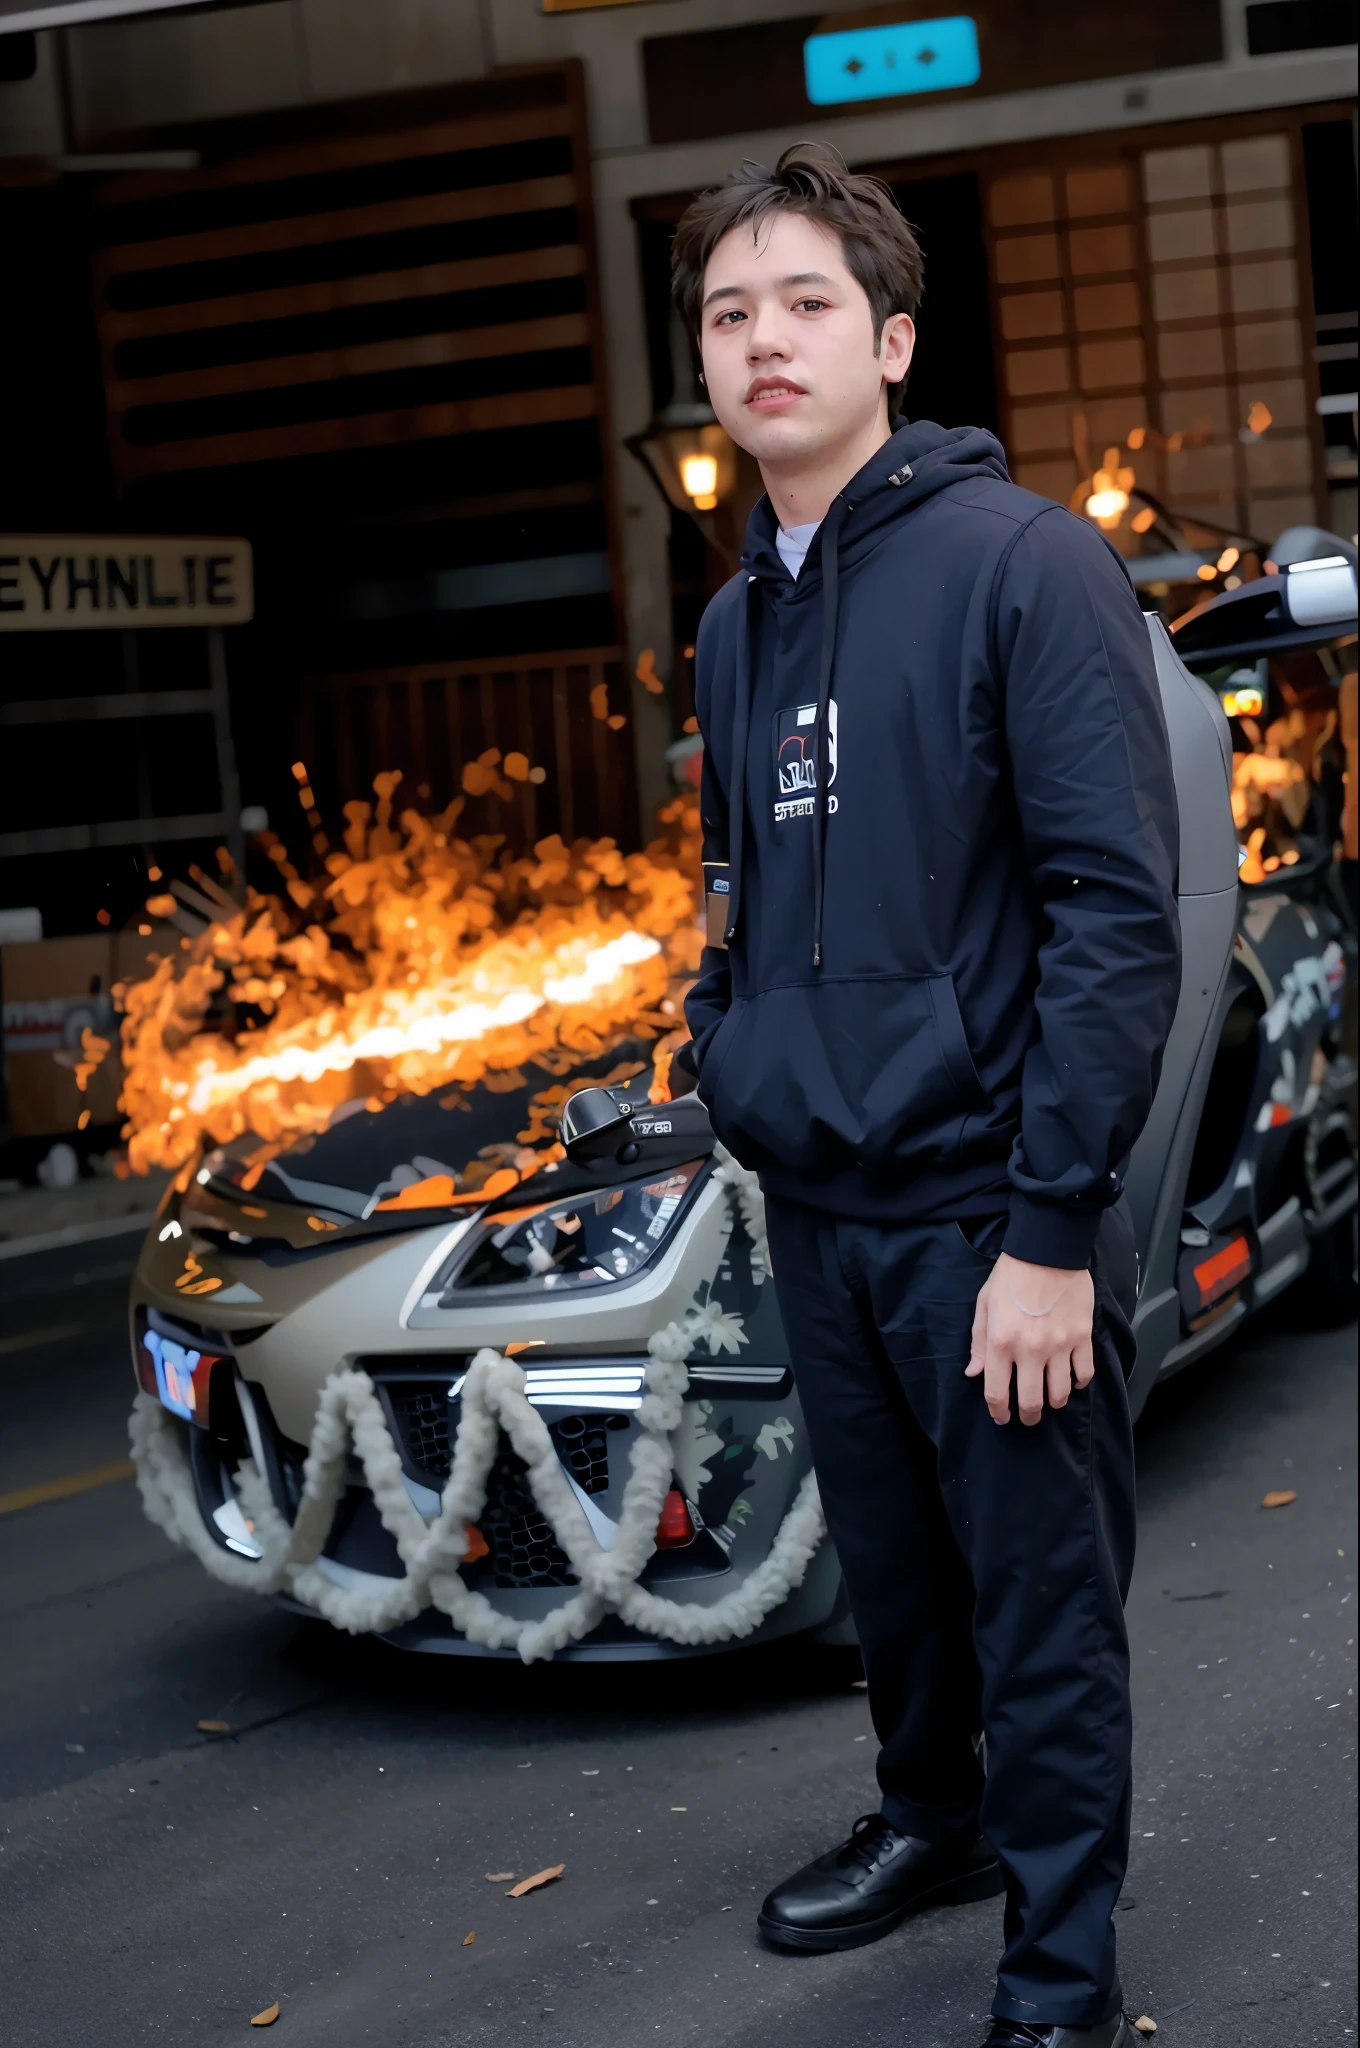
[667,143,1181,2048]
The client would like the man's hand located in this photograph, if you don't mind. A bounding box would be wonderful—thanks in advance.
[965,1252,1095,1426]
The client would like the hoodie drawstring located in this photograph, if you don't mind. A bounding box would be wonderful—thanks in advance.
[723,576,756,944]
[811,500,846,969]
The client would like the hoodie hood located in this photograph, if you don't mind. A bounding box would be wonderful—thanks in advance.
[741,419,1011,588]
[732,420,1011,966]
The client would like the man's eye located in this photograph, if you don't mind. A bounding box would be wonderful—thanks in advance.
[795,298,829,312]
[714,309,745,327]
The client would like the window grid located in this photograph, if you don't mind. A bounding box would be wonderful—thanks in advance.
[1141,133,1315,544]
[984,129,1324,549]
[985,160,1153,547]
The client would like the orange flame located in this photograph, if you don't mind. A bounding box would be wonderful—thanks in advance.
[105,776,702,1176]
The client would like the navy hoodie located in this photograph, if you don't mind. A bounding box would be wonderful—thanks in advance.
[680,419,1181,1271]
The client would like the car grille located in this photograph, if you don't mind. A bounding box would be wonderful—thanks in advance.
[389,1383,451,1483]
[480,1443,577,1588]
[382,1382,630,1590]
[548,1412,623,1496]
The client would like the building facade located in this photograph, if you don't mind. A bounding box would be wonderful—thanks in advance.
[0,0,1355,900]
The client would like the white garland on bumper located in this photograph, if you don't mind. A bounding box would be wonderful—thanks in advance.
[128,1155,826,1663]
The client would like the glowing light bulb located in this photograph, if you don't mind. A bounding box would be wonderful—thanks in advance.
[1085,483,1130,524]
[680,453,719,510]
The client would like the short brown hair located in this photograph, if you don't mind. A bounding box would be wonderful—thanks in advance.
[671,140,923,422]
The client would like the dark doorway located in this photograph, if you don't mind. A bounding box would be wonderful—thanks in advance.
[884,169,999,437]
[631,166,1000,717]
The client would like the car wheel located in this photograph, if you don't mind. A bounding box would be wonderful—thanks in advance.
[1303,1102,1359,1326]
[1308,1203,1358,1326]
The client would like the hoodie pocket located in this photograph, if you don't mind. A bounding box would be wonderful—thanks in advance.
[703,973,986,1177]
[926,974,986,1111]
[695,995,746,1108]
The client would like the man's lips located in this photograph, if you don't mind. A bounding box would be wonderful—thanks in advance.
[745,379,807,412]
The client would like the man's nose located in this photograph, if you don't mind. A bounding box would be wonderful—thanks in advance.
[745,310,790,362]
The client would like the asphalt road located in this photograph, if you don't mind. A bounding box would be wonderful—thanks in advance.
[0,1234,1354,2048]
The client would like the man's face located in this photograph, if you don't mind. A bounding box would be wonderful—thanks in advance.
[697,211,914,473]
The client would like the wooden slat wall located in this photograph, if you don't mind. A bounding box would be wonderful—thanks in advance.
[87,75,608,485]
[114,383,600,480]
[104,311,590,409]
[97,174,579,277]
[80,67,638,856]
[97,243,587,346]
[298,648,640,851]
[92,103,575,205]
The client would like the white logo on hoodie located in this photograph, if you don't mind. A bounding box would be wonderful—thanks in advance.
[774,700,839,821]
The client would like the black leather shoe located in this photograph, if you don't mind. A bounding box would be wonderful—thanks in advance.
[980,2016,1138,2047]
[757,1814,1002,1952]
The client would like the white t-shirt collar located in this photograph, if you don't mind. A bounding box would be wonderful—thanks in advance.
[774,521,820,581]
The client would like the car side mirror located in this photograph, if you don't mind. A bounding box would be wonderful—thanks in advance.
[1282,554,1358,630]
[559,1086,639,1165]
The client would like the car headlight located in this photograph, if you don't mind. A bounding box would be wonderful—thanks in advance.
[429,1159,706,1301]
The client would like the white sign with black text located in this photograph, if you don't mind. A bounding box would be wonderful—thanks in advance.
[0,534,253,631]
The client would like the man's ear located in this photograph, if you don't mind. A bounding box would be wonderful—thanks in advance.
[879,312,916,395]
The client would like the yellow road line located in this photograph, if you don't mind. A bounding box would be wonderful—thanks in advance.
[0,1459,136,1517]
[0,1321,91,1358]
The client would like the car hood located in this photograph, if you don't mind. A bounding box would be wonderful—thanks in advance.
[179,1041,697,1253]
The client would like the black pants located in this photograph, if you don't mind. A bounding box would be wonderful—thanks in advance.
[763,1198,1138,2030]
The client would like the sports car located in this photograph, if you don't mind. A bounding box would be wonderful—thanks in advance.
[127,533,1357,1658]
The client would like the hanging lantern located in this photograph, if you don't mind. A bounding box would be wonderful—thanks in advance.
[629,415,736,522]
[626,308,737,530]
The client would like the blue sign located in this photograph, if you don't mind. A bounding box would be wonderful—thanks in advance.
[803,15,980,106]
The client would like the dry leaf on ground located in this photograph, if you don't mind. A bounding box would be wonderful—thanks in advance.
[196,1719,231,1734]
[1262,1490,1298,1508]
[462,1932,476,1947]
[1132,2020,1157,2037]
[485,1872,515,1883]
[507,1864,565,1898]
[250,2003,280,2027]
